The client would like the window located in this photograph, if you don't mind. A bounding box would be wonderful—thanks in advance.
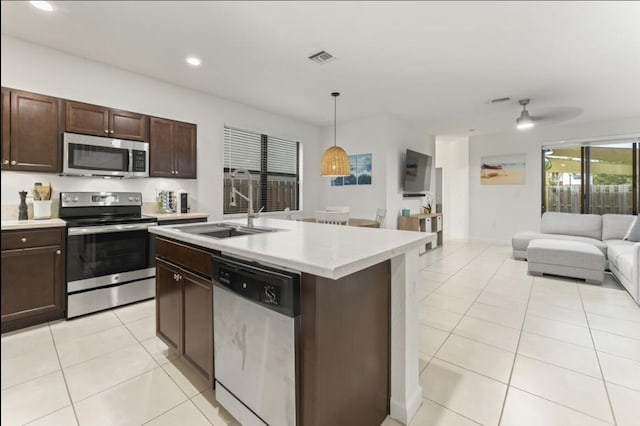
[542,140,639,215]
[223,127,299,214]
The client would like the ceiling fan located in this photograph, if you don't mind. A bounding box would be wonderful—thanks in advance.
[516,98,583,130]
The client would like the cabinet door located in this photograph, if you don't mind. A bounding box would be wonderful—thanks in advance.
[156,259,182,351]
[9,90,60,173]
[149,117,174,177]
[65,101,110,137]
[1,245,64,332]
[110,109,149,141]
[182,269,213,383]
[1,87,9,169]
[174,122,197,179]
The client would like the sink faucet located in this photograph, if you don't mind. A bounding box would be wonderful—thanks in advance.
[230,168,262,227]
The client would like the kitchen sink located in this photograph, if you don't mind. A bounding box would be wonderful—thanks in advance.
[178,223,279,239]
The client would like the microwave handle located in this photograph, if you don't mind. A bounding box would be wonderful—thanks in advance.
[127,149,133,173]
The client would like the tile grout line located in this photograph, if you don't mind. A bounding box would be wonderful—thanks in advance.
[577,285,618,425]
[421,396,483,425]
[508,383,620,425]
[117,302,215,424]
[423,244,505,375]
[47,323,81,426]
[496,267,536,426]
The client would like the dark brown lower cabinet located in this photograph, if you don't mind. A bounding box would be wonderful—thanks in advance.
[300,261,391,426]
[156,259,181,351]
[1,227,65,333]
[155,238,214,385]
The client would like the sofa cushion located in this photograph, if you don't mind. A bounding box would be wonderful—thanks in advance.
[623,216,640,242]
[513,231,607,256]
[606,240,637,270]
[617,253,633,283]
[602,214,636,241]
[541,212,602,240]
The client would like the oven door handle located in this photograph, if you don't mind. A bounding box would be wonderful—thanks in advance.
[68,223,157,236]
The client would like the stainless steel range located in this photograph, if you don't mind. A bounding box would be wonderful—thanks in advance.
[60,192,157,318]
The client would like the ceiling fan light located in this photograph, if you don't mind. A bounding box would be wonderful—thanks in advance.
[516,111,535,130]
[516,98,535,130]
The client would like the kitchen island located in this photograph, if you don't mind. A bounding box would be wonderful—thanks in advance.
[150,217,435,425]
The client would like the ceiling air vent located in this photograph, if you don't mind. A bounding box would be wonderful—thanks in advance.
[490,97,511,104]
[308,50,335,64]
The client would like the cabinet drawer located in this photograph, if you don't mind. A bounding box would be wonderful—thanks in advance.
[156,237,213,278]
[1,228,63,250]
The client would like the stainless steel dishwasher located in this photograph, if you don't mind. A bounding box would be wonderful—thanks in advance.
[212,254,300,426]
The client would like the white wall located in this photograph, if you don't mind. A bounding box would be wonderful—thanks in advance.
[435,137,469,239]
[0,36,323,218]
[319,115,435,228]
[467,117,640,243]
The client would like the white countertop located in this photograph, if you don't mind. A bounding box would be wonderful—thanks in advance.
[150,217,435,279]
[144,212,209,221]
[1,218,67,231]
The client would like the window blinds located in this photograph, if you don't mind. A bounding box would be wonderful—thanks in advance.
[223,127,261,172]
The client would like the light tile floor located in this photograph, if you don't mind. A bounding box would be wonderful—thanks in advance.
[1,240,639,425]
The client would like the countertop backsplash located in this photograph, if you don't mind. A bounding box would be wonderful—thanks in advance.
[1,199,61,221]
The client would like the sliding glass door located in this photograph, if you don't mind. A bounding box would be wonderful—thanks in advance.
[543,142,638,215]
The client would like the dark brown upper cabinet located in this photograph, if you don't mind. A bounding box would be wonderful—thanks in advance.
[150,117,197,179]
[1,88,61,173]
[65,100,149,142]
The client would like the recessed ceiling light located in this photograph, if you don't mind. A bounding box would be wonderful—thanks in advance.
[186,57,202,67]
[30,1,53,12]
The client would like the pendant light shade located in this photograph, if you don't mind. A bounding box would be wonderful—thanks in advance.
[321,92,350,177]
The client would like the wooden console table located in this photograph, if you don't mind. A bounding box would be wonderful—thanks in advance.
[398,213,443,249]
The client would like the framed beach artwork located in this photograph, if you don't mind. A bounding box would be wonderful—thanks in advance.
[480,154,526,185]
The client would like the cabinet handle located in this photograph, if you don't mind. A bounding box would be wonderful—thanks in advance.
[2,160,8,165]
[104,129,109,134]
[56,250,61,254]
[11,160,16,165]
[21,237,27,243]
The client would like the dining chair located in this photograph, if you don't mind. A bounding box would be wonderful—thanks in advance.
[325,206,350,213]
[316,210,349,225]
[375,208,387,226]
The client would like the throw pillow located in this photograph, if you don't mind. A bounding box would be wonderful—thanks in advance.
[623,216,640,242]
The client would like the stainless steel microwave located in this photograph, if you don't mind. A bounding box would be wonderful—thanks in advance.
[62,132,149,178]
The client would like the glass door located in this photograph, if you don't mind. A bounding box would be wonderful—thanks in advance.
[587,144,635,214]
[543,147,583,213]
[543,142,638,215]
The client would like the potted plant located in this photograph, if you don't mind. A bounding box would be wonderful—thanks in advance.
[423,191,434,214]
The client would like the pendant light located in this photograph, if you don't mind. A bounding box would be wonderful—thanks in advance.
[321,92,350,176]
[516,98,535,130]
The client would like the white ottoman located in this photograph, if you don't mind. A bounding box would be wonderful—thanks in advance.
[527,239,606,284]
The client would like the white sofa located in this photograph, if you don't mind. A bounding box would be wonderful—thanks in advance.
[512,212,639,304]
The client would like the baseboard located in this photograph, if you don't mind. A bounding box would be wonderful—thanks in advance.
[390,386,423,425]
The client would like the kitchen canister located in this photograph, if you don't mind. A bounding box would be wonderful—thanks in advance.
[33,200,52,219]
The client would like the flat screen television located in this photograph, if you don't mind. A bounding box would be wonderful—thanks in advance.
[403,149,432,194]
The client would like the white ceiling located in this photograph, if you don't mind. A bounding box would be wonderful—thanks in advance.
[2,1,640,136]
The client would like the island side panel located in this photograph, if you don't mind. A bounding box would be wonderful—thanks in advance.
[300,260,390,426]
[389,248,422,424]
